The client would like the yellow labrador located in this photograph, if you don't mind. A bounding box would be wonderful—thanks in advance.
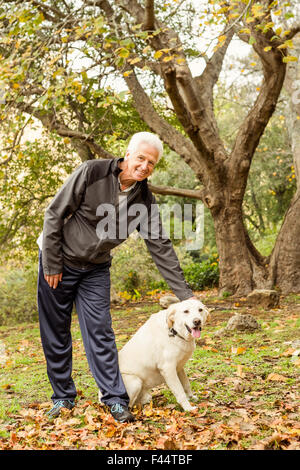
[99,299,209,411]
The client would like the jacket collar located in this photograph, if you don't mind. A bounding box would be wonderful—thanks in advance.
[112,157,123,176]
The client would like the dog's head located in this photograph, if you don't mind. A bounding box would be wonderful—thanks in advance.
[166,298,209,340]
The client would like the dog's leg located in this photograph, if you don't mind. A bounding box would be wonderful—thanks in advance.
[178,369,197,400]
[98,389,104,404]
[122,374,143,408]
[159,366,196,412]
[137,390,152,405]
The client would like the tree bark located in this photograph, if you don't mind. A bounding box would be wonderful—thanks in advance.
[269,35,300,293]
[211,193,268,296]
[269,193,300,293]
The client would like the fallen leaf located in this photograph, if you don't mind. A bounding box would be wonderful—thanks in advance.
[64,417,82,426]
[231,346,246,355]
[266,373,288,382]
[105,426,117,438]
[237,364,245,378]
[280,348,296,357]
[197,429,213,444]
[203,346,218,352]
[1,384,12,390]
[156,436,177,450]
[9,432,18,444]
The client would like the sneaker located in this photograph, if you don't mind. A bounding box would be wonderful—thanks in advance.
[109,403,135,423]
[46,399,75,418]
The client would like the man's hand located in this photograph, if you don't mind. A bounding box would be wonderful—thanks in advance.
[44,273,63,289]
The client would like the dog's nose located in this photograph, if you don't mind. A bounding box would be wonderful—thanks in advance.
[193,318,201,328]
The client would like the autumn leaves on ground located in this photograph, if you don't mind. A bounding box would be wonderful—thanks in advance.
[0,290,299,451]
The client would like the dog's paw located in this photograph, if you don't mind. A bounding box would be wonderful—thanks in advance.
[184,404,197,412]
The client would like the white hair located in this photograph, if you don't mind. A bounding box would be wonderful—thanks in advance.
[126,132,163,160]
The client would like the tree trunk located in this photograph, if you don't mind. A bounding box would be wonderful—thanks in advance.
[269,36,300,294]
[212,198,268,296]
[269,192,300,293]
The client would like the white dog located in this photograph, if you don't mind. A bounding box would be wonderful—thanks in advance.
[99,299,209,411]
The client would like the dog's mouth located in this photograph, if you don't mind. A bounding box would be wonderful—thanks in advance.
[185,324,202,338]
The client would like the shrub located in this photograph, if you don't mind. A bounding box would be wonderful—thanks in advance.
[110,235,193,294]
[0,264,39,326]
[149,255,220,292]
[183,255,219,291]
[123,270,140,295]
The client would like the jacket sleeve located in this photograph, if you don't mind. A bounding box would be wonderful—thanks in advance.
[42,162,89,275]
[140,193,194,301]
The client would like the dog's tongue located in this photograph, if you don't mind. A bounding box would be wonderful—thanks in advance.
[192,328,201,338]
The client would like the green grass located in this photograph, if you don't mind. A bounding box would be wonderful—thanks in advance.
[0,296,299,450]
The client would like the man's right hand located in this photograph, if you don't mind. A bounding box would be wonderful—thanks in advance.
[44,273,63,289]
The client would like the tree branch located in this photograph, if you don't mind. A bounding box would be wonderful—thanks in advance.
[148,183,204,201]
[84,0,115,17]
[285,26,300,40]
[195,28,235,93]
[228,21,287,185]
[143,0,155,31]
[122,66,203,178]
[10,102,115,161]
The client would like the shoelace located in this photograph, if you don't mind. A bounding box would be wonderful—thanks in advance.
[111,403,125,414]
[52,400,67,409]
[48,399,73,413]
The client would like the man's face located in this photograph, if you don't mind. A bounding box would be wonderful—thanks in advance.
[124,142,159,181]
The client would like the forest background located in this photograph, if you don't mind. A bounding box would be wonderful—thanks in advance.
[0,0,300,451]
[0,0,300,324]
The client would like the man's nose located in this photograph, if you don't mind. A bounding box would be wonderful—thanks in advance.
[141,161,149,170]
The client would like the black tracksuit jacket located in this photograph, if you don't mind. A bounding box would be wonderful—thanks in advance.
[41,157,193,301]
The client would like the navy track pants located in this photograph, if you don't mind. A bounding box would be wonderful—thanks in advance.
[37,251,129,406]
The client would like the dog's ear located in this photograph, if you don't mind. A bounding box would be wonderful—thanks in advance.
[202,308,212,324]
[207,308,214,318]
[166,305,176,329]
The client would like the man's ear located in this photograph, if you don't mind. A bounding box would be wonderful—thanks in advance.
[166,306,176,329]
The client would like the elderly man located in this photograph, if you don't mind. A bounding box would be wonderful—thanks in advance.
[37,132,194,422]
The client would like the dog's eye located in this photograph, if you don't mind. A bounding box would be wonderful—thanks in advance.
[198,308,203,312]
[184,309,189,314]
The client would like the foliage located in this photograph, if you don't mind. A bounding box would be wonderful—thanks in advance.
[110,235,193,294]
[0,0,299,295]
[213,75,297,253]
[244,111,296,234]
[148,254,220,292]
[0,264,38,326]
[227,82,297,240]
[183,255,220,291]
[0,132,80,261]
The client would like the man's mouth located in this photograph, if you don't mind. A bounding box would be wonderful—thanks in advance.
[185,324,202,338]
[136,168,148,175]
